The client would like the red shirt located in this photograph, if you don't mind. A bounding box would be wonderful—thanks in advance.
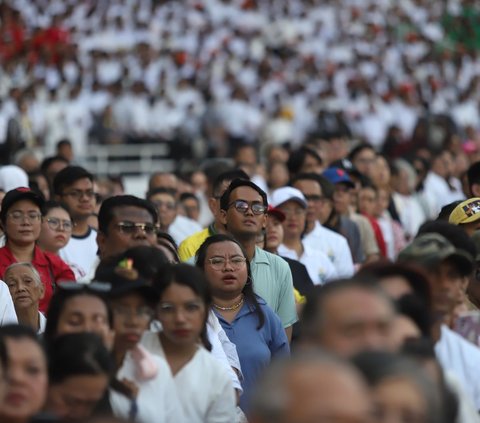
[0,245,76,313]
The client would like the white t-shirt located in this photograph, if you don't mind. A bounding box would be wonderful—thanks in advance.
[141,331,237,423]
[435,325,480,410]
[169,215,203,246]
[278,243,337,285]
[303,221,354,278]
[59,227,98,281]
[110,349,184,423]
[0,281,17,326]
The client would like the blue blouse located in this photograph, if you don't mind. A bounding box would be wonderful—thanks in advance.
[214,296,290,412]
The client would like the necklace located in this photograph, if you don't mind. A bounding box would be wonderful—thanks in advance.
[213,295,244,311]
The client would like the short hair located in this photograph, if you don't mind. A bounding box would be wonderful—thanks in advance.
[286,147,323,175]
[42,200,70,216]
[48,333,112,384]
[152,264,212,351]
[4,262,42,287]
[290,172,335,199]
[348,143,375,162]
[97,195,158,235]
[180,192,199,204]
[53,166,94,196]
[0,324,46,362]
[300,278,394,340]
[219,178,268,211]
[40,155,69,175]
[467,161,480,189]
[212,169,249,197]
[146,187,176,202]
[56,139,72,149]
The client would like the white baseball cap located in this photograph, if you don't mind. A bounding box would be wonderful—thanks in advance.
[271,187,307,209]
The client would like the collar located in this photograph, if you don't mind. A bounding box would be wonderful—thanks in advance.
[3,244,49,265]
[251,246,270,265]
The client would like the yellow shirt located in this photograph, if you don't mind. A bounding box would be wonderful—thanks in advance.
[178,227,211,262]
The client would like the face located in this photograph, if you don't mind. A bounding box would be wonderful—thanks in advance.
[45,160,68,186]
[38,207,73,253]
[220,186,267,239]
[376,188,390,216]
[58,178,96,220]
[97,206,156,259]
[0,338,48,421]
[292,179,327,228]
[278,200,307,240]
[358,187,377,216]
[149,192,177,229]
[191,171,207,194]
[149,174,178,192]
[4,265,44,310]
[300,154,323,174]
[181,197,200,222]
[157,283,206,347]
[111,292,153,351]
[333,183,352,215]
[431,259,464,316]
[316,288,395,357]
[283,363,373,423]
[56,294,111,347]
[389,315,422,351]
[460,220,480,236]
[235,147,257,177]
[369,156,391,188]
[4,199,42,245]
[47,374,109,420]
[266,215,284,252]
[372,377,428,423]
[353,148,376,175]
[267,162,289,190]
[378,276,414,300]
[204,241,248,297]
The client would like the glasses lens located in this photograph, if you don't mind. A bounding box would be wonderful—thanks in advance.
[251,203,266,215]
[143,223,157,234]
[234,201,249,213]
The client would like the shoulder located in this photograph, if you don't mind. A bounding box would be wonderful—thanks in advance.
[178,228,209,261]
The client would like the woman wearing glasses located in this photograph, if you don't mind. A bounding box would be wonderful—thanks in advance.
[196,234,289,413]
[0,188,75,312]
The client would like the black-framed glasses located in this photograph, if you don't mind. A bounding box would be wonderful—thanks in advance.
[115,221,158,235]
[61,190,96,200]
[208,256,247,270]
[7,211,42,223]
[46,217,73,232]
[227,200,267,215]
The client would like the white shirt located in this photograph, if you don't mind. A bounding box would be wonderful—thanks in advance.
[435,325,480,410]
[278,243,337,285]
[110,350,184,423]
[0,281,17,326]
[141,331,237,423]
[169,215,203,246]
[59,228,98,282]
[38,312,46,334]
[303,221,354,278]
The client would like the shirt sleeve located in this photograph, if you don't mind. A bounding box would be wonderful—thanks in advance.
[335,237,355,278]
[265,306,290,357]
[275,258,298,328]
[205,369,237,423]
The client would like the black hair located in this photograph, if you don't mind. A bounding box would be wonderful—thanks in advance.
[48,333,112,384]
[56,139,72,149]
[40,155,69,175]
[290,173,335,200]
[42,200,71,216]
[44,287,112,345]
[152,264,212,351]
[97,246,169,283]
[196,234,265,329]
[219,178,268,211]
[212,169,249,197]
[286,147,323,176]
[146,187,177,202]
[0,336,7,374]
[395,294,432,338]
[437,201,463,221]
[157,231,180,263]
[417,220,476,259]
[0,324,46,359]
[98,195,158,235]
[180,192,199,204]
[348,143,375,162]
[467,161,480,190]
[52,166,94,196]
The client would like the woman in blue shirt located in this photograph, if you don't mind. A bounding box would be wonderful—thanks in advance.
[196,234,290,412]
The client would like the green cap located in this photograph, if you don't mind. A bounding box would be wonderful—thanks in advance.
[398,233,474,276]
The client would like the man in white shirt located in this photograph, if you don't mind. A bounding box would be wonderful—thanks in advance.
[292,173,354,278]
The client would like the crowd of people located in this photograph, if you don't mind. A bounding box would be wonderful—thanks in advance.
[2,0,480,423]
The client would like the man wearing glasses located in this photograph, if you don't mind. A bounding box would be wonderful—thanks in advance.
[53,166,98,280]
[219,179,297,341]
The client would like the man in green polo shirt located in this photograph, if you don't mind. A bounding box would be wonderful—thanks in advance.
[219,178,298,341]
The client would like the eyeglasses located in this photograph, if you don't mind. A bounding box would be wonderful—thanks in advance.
[115,221,158,235]
[227,200,266,215]
[61,190,96,200]
[112,305,153,321]
[57,281,112,293]
[7,211,42,223]
[208,256,247,270]
[46,217,73,232]
[152,200,176,210]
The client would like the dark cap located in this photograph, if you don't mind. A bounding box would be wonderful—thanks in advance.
[94,260,159,304]
[0,187,45,222]
[322,167,355,189]
[398,233,474,276]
